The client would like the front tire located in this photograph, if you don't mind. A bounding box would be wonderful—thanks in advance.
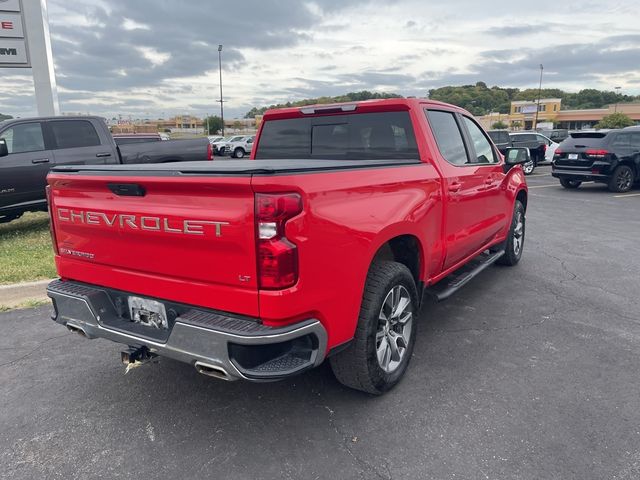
[330,261,418,395]
[497,200,525,266]
[233,148,245,159]
[608,165,634,193]
[523,158,536,175]
[560,178,582,189]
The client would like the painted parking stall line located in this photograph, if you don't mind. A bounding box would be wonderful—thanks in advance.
[614,192,640,198]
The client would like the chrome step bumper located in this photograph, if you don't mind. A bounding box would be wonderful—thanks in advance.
[47,279,327,381]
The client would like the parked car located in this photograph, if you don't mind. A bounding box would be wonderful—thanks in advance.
[207,135,224,144]
[0,116,212,223]
[211,136,241,155]
[487,130,535,175]
[45,98,529,394]
[509,132,554,167]
[552,130,640,192]
[538,129,569,143]
[225,135,255,158]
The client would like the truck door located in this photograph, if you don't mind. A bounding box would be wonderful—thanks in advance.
[0,121,53,207]
[49,119,114,166]
[424,109,508,270]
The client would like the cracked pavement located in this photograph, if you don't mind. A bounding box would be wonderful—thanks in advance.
[1,166,639,479]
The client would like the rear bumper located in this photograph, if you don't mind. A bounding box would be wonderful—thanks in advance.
[47,279,327,381]
[552,168,609,182]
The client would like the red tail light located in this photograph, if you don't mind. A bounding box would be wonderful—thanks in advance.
[45,185,59,255]
[255,193,302,289]
[554,148,563,156]
[586,149,608,158]
[207,142,213,160]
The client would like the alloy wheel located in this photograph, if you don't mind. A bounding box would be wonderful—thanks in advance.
[376,285,413,373]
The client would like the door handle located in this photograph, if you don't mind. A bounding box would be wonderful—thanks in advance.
[484,177,494,185]
[31,158,50,164]
[448,182,462,193]
[96,152,112,157]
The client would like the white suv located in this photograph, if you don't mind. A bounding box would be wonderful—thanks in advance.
[225,136,255,158]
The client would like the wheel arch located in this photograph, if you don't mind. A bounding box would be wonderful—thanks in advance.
[516,188,528,211]
[370,233,425,292]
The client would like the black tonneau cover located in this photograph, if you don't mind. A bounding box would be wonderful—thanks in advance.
[50,159,421,176]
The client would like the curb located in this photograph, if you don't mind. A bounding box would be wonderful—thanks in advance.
[0,279,54,307]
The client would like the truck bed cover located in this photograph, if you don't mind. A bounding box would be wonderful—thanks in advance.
[50,158,421,176]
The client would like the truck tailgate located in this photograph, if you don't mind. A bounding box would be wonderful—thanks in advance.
[47,173,259,316]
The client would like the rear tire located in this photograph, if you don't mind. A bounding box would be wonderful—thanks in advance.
[608,165,634,193]
[234,148,245,159]
[497,200,525,266]
[330,261,418,395]
[560,178,582,189]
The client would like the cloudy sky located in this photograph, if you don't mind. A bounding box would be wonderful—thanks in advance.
[1,0,639,119]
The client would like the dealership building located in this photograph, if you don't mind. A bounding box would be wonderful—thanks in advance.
[478,99,640,131]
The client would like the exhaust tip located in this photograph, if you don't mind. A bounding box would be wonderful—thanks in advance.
[194,361,230,381]
[66,323,88,338]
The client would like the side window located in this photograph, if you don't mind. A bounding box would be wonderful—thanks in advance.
[612,134,631,148]
[425,110,468,166]
[50,120,101,149]
[462,117,497,164]
[631,133,640,150]
[0,123,45,154]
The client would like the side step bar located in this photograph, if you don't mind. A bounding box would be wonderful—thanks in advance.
[425,250,505,302]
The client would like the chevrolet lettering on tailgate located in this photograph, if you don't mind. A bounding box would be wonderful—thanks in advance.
[56,208,229,237]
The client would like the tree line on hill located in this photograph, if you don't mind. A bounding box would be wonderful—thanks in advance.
[243,83,638,118]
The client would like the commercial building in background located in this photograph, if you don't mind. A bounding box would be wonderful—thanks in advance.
[478,99,640,131]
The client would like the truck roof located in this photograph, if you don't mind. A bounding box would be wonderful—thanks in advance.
[0,115,106,126]
[262,98,467,120]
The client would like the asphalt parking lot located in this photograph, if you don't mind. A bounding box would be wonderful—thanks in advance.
[1,164,639,480]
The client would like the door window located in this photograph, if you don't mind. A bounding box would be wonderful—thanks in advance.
[630,133,640,150]
[462,117,498,164]
[425,110,468,166]
[50,120,100,149]
[0,123,45,154]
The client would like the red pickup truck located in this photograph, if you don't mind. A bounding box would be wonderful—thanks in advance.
[46,99,529,394]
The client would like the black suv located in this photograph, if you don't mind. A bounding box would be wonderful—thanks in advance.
[552,130,640,192]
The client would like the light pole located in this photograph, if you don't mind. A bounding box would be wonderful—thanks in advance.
[614,86,621,113]
[217,44,225,136]
[533,64,544,130]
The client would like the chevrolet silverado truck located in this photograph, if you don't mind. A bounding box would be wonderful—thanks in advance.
[46,99,529,394]
[0,116,211,223]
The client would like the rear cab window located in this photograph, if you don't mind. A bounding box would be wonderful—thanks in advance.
[255,111,419,160]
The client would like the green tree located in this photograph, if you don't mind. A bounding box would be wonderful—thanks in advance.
[0,113,13,121]
[204,115,223,135]
[491,121,508,129]
[244,90,402,118]
[595,112,635,129]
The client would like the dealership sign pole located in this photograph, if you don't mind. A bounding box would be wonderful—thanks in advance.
[0,0,59,115]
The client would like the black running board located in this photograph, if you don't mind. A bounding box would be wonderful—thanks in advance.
[425,250,505,302]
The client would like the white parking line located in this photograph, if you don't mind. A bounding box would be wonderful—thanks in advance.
[614,192,640,198]
[528,173,552,177]
[528,184,558,189]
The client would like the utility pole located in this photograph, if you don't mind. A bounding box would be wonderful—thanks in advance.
[217,44,225,136]
[533,64,544,130]
[614,86,621,113]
